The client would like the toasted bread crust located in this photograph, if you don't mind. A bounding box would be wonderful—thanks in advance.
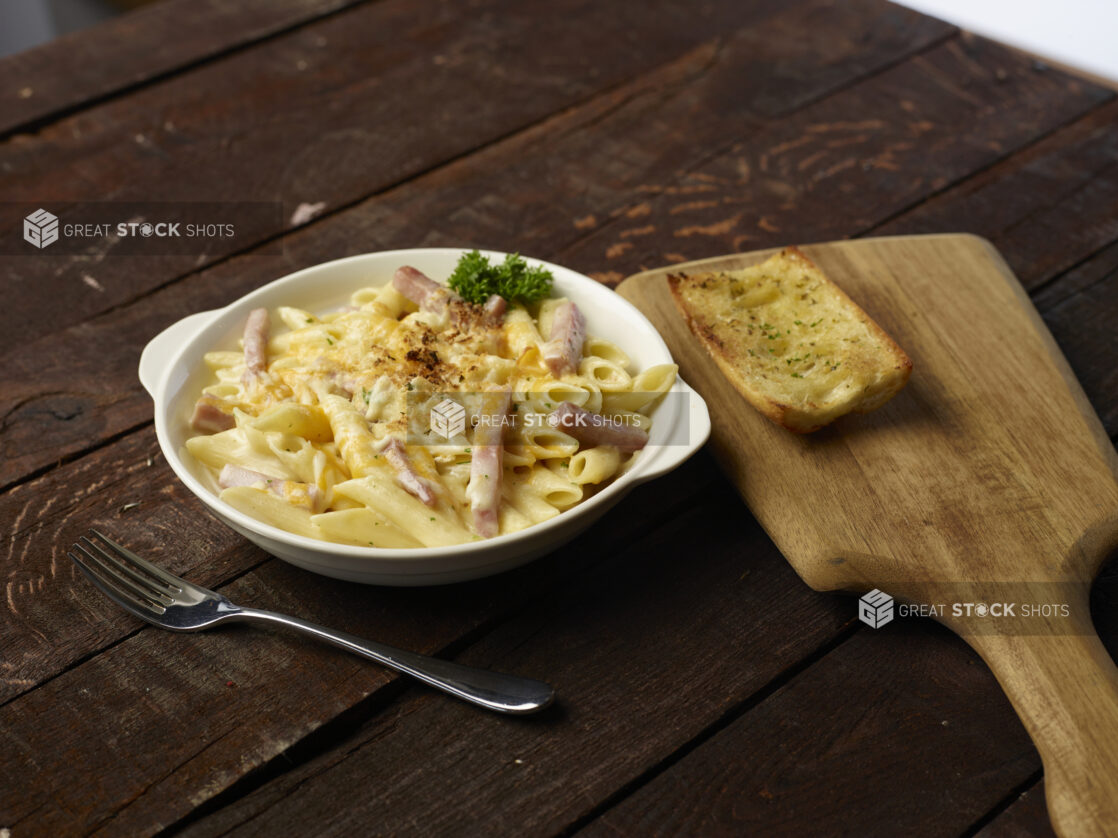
[668,246,912,432]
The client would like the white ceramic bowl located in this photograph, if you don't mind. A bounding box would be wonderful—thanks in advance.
[139,248,710,585]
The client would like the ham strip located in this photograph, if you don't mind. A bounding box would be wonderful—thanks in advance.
[541,301,585,377]
[393,266,456,314]
[380,438,437,507]
[481,293,507,326]
[467,390,511,538]
[393,266,506,330]
[553,401,648,452]
[191,396,235,433]
[242,307,270,384]
[219,465,278,489]
[219,464,323,511]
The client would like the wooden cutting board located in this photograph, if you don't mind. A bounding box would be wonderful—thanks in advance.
[617,234,1118,838]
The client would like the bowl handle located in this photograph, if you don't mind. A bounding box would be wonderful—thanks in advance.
[139,310,220,398]
[632,382,712,483]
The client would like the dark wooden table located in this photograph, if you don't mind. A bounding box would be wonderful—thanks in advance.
[2,0,1116,834]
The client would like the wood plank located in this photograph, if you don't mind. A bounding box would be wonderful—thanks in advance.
[870,98,1118,292]
[555,36,1112,281]
[2,25,1090,494]
[0,0,372,138]
[574,623,1039,837]
[0,0,805,357]
[174,491,853,838]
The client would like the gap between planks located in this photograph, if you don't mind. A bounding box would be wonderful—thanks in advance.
[960,769,1046,838]
[0,418,151,498]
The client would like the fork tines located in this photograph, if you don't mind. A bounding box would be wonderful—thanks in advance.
[69,529,181,617]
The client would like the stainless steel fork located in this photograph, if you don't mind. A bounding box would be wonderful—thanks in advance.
[68,529,554,714]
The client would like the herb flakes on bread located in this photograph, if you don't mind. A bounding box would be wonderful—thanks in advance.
[668,246,912,433]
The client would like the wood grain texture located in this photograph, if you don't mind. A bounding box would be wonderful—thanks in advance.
[0,427,261,706]
[558,36,1112,280]
[579,622,1039,838]
[571,569,1118,838]
[0,0,954,365]
[618,234,1118,836]
[0,0,799,357]
[0,0,372,137]
[873,98,1118,292]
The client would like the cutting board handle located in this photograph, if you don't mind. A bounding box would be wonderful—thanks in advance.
[955,583,1118,837]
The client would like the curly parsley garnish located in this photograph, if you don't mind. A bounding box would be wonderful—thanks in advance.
[448,250,553,305]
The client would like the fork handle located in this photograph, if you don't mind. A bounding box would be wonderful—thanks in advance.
[236,608,555,714]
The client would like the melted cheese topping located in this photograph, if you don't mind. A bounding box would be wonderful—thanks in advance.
[184,281,678,547]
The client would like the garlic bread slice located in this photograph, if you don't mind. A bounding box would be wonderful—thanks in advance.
[668,246,911,432]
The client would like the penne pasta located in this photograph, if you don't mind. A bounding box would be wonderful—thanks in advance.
[568,445,622,485]
[185,269,677,546]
